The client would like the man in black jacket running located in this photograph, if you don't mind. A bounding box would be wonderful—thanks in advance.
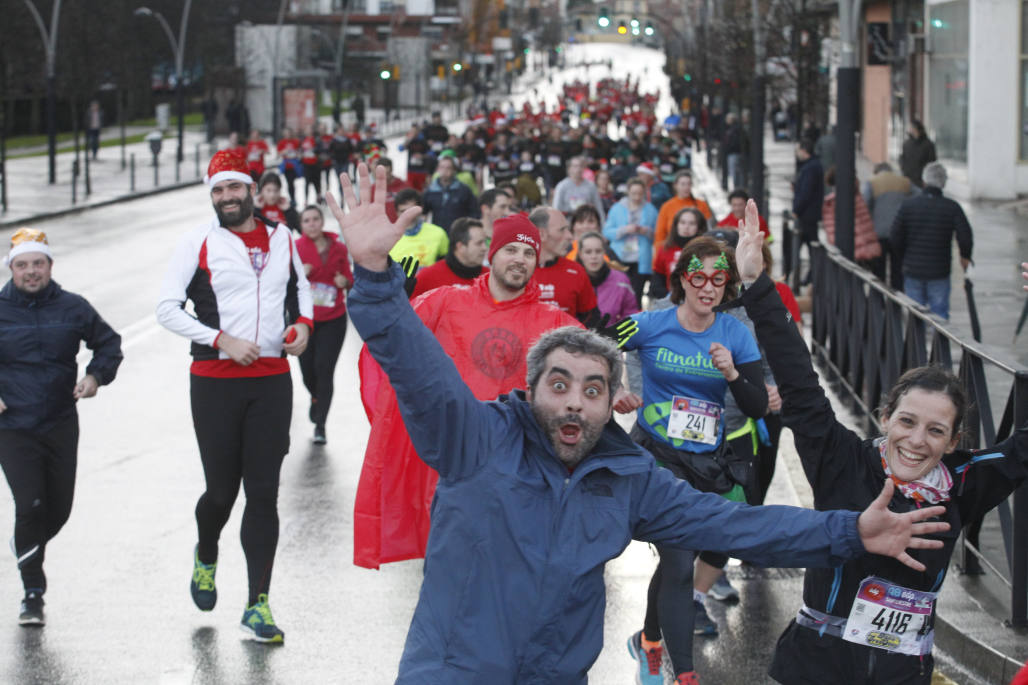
[0,228,123,626]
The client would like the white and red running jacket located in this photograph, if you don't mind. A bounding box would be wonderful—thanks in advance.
[157,217,313,377]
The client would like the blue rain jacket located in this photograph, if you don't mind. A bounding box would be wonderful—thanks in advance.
[348,262,866,684]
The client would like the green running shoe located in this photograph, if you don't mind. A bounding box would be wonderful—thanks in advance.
[240,594,284,644]
[190,545,217,611]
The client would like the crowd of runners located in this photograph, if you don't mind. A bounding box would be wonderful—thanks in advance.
[1,71,1027,685]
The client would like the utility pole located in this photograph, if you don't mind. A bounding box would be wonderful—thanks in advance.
[834,0,861,261]
[23,0,63,184]
[135,0,193,164]
[750,0,766,215]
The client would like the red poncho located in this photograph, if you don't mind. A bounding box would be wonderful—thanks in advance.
[354,274,581,568]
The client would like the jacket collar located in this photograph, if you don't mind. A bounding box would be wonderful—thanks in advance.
[924,185,943,197]
[1,278,61,306]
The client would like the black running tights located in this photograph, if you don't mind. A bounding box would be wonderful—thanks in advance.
[190,373,291,605]
[298,313,348,427]
[643,545,696,675]
[0,414,79,593]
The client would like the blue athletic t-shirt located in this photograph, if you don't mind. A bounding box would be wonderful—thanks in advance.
[625,307,761,452]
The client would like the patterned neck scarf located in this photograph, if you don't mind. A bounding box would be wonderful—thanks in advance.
[876,437,953,504]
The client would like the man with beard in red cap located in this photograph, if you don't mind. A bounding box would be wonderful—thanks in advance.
[353,213,582,569]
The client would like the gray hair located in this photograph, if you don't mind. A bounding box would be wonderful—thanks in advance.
[922,161,947,189]
[528,206,554,230]
[526,327,624,398]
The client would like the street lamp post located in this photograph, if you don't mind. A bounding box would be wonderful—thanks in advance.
[135,0,193,164]
[22,0,63,185]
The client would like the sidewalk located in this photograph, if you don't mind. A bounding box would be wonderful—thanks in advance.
[0,127,213,229]
[691,135,1028,684]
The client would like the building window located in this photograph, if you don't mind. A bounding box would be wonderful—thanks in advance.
[1021,1,1028,160]
[927,0,968,162]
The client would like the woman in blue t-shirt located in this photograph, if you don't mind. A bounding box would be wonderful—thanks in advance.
[619,236,768,685]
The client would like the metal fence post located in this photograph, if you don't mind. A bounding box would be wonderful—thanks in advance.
[130,153,136,192]
[1012,371,1028,627]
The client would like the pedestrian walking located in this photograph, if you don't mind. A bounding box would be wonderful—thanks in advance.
[890,162,973,320]
[300,125,323,205]
[900,120,937,189]
[296,205,353,445]
[791,139,824,284]
[863,162,916,290]
[156,150,313,644]
[85,100,103,160]
[276,127,302,207]
[334,162,950,683]
[0,228,123,625]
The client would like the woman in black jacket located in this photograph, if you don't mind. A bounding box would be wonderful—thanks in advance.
[730,201,1027,684]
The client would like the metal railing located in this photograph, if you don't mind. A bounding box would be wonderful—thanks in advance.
[780,213,1028,627]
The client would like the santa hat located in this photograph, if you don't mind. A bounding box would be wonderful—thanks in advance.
[5,227,52,266]
[205,149,252,187]
[487,213,542,265]
[636,162,657,177]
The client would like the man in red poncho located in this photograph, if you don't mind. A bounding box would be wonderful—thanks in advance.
[355,214,582,569]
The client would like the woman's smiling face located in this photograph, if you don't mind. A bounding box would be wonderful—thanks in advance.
[881,388,960,482]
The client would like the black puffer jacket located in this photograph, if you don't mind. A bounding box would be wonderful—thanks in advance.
[890,186,973,280]
[734,274,1026,685]
[0,279,122,432]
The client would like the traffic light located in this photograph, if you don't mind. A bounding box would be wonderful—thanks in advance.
[630,18,640,28]
[452,62,463,72]
[598,7,610,27]
[392,65,401,80]
[379,66,392,80]
[617,22,627,35]
[683,73,692,82]
[644,23,654,36]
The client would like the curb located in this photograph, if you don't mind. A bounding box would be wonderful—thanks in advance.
[0,179,203,231]
[935,614,1024,684]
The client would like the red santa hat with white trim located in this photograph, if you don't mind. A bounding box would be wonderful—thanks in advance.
[205,149,253,186]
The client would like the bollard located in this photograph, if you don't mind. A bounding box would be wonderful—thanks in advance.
[71,159,79,204]
[130,153,136,192]
[195,144,201,179]
[175,156,181,183]
[154,155,159,187]
[85,153,92,197]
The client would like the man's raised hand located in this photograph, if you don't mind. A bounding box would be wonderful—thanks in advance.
[735,199,764,283]
[857,480,949,572]
[326,163,421,272]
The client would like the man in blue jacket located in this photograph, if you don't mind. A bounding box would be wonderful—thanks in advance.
[792,138,824,285]
[0,228,123,626]
[329,164,951,684]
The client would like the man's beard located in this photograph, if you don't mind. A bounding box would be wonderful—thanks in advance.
[215,193,255,227]
[492,264,531,292]
[531,406,605,469]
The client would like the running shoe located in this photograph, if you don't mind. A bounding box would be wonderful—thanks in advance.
[693,600,719,636]
[240,594,284,644]
[708,574,740,603]
[626,629,664,685]
[19,591,44,626]
[190,545,217,611]
[675,671,700,685]
[313,424,327,445]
